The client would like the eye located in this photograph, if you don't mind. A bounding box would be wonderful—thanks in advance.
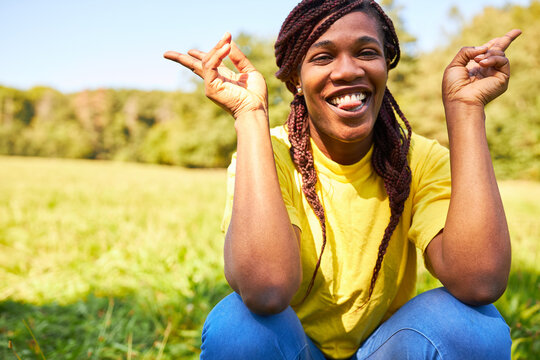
[358,48,381,59]
[310,53,334,64]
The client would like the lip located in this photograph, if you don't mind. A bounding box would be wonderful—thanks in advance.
[328,96,371,119]
[324,86,372,119]
[325,86,372,102]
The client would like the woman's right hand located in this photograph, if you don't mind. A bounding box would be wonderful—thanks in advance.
[164,32,268,120]
[166,34,301,315]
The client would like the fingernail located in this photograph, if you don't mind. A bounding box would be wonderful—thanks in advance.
[475,46,488,51]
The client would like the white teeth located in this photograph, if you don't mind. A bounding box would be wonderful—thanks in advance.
[329,93,367,106]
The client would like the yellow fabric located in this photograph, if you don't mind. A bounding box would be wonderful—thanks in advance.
[221,125,451,359]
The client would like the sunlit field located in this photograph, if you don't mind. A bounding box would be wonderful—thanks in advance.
[1,156,538,359]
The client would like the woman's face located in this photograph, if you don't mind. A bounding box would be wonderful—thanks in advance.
[299,10,388,163]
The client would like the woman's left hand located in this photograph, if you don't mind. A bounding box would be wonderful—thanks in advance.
[432,30,521,306]
[442,29,521,109]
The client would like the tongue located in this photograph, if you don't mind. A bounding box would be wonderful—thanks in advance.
[338,100,363,111]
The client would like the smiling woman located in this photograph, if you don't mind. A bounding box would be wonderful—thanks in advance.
[164,0,520,359]
[297,11,389,163]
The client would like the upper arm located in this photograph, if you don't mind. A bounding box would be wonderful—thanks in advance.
[425,231,444,278]
[407,136,451,253]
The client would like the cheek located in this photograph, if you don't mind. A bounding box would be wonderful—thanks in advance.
[299,63,327,92]
[303,96,326,126]
[301,76,328,113]
[372,66,388,100]
[373,63,389,84]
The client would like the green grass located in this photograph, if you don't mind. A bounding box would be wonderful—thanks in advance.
[0,156,538,359]
[416,180,540,359]
[0,156,230,359]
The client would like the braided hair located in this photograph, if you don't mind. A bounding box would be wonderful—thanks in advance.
[274,0,412,305]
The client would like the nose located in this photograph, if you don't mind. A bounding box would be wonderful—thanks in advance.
[330,55,365,82]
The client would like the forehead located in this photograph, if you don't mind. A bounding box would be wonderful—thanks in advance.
[313,10,383,45]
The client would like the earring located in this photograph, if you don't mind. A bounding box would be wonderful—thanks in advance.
[296,86,303,96]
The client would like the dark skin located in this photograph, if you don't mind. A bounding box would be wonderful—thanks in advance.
[166,34,301,313]
[296,12,388,165]
[164,22,521,312]
[427,29,521,305]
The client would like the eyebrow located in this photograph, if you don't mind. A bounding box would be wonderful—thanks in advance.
[311,36,382,49]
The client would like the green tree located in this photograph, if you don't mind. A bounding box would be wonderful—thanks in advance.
[402,1,540,180]
[380,0,419,101]
[1,2,537,177]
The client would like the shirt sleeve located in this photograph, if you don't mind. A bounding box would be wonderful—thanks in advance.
[221,140,302,233]
[407,136,451,272]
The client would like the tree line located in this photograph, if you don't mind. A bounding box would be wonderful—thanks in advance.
[1,1,538,179]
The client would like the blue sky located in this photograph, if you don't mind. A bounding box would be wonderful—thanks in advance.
[0,0,531,93]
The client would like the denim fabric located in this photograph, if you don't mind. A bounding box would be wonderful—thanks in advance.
[200,288,511,360]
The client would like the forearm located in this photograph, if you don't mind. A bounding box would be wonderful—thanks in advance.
[224,110,301,314]
[165,33,300,312]
[439,104,511,303]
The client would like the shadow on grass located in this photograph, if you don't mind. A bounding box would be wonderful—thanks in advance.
[0,278,231,360]
[2,269,537,359]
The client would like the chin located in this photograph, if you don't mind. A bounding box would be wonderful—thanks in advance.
[332,122,375,143]
[335,133,371,144]
[314,126,373,148]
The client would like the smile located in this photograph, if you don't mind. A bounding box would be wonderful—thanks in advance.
[328,92,368,112]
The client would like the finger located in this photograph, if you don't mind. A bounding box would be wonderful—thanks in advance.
[187,49,206,61]
[203,42,231,84]
[484,29,522,51]
[190,48,231,76]
[229,41,256,73]
[163,51,202,75]
[201,32,232,83]
[479,55,509,69]
[474,49,505,62]
[447,46,488,68]
[203,32,232,66]
[203,42,231,70]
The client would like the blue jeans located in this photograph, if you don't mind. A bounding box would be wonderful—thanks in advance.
[200,288,511,359]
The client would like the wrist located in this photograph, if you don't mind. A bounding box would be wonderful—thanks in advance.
[234,109,270,133]
[445,107,488,151]
[444,102,486,130]
[443,99,485,115]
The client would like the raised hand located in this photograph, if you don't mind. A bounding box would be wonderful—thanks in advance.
[164,33,268,120]
[442,29,522,108]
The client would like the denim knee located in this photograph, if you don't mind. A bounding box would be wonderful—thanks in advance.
[200,292,313,360]
[361,328,442,360]
[395,287,511,359]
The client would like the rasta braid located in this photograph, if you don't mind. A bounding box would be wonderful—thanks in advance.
[276,0,400,93]
[274,0,412,305]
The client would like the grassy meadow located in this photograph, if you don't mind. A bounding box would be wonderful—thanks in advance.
[0,156,538,359]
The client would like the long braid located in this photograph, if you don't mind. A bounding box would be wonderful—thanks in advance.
[276,0,400,92]
[275,0,412,304]
[369,87,412,302]
[287,94,327,303]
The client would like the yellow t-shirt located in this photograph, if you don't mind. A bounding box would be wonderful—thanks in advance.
[221,125,451,359]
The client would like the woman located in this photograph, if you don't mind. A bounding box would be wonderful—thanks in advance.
[164,0,520,358]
